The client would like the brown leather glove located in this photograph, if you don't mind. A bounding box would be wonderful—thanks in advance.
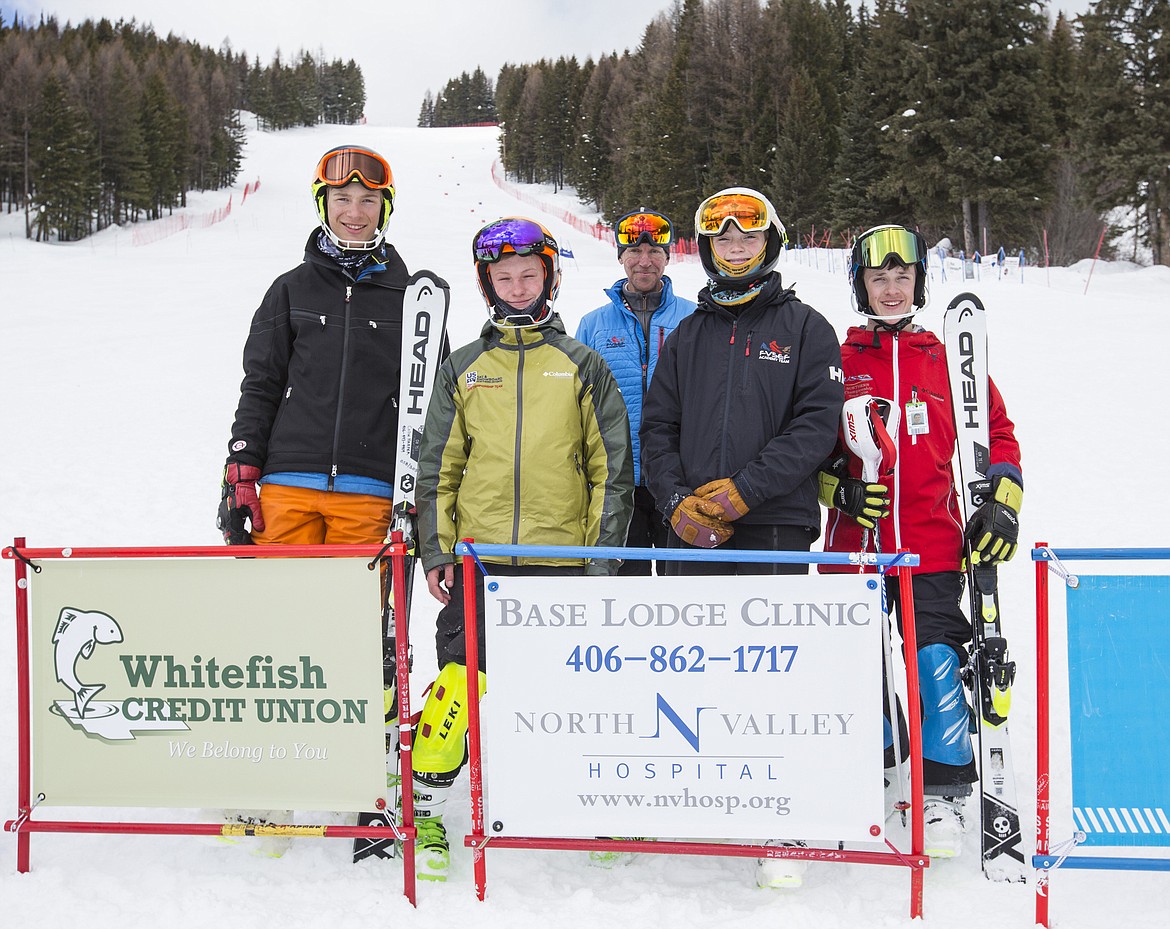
[694,477,750,521]
[671,495,734,548]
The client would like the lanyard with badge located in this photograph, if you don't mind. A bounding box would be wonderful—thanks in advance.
[905,386,929,444]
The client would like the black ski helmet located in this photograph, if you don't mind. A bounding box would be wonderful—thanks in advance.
[694,187,787,289]
[849,224,929,320]
[472,217,562,329]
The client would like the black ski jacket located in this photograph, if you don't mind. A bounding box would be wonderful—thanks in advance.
[227,232,418,485]
[640,273,844,536]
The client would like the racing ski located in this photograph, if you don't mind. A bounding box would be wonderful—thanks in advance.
[354,270,450,862]
[943,292,1026,881]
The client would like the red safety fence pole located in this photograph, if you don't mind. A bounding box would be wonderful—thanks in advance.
[897,551,926,919]
[12,537,31,873]
[461,541,488,900]
[1035,542,1052,928]
[389,529,417,905]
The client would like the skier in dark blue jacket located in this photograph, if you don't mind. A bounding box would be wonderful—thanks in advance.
[641,188,843,575]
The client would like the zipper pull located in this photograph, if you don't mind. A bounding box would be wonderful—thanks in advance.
[345,285,352,304]
[745,332,752,358]
[730,320,737,346]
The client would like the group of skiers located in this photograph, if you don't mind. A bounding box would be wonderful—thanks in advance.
[217,144,1023,887]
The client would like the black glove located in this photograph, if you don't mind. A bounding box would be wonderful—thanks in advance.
[817,456,890,530]
[964,475,1022,565]
[217,462,263,545]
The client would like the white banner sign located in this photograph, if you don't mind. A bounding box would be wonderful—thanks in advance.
[483,574,884,842]
[29,557,386,812]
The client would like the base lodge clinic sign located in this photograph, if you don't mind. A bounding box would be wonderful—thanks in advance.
[482,574,884,843]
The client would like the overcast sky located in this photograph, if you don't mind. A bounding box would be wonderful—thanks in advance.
[5,0,1096,127]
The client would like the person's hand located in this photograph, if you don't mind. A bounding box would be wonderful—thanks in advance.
[427,564,456,604]
[964,476,1022,565]
[694,478,750,521]
[818,469,890,530]
[670,495,733,548]
[217,462,263,544]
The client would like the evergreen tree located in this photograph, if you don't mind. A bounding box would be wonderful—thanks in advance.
[567,55,617,210]
[694,0,768,195]
[418,91,435,128]
[1036,12,1102,265]
[433,70,496,126]
[92,41,149,225]
[1078,0,1170,265]
[768,67,832,241]
[140,69,184,218]
[645,0,707,227]
[0,41,46,234]
[494,63,526,172]
[889,0,1054,252]
[0,15,251,239]
[469,66,496,123]
[827,0,915,233]
[536,57,582,190]
[609,2,707,230]
[30,70,99,241]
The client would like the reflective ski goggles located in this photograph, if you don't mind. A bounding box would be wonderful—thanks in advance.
[696,192,772,236]
[315,147,394,190]
[473,218,557,263]
[854,226,926,268]
[614,210,674,248]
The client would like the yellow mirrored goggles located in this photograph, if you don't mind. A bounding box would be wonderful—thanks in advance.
[854,226,926,268]
[614,210,674,248]
[696,192,771,236]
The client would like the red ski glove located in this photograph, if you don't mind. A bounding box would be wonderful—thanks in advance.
[218,462,264,544]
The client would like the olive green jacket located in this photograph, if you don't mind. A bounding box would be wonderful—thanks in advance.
[417,315,634,574]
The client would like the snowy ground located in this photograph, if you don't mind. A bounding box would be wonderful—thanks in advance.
[2,123,1168,927]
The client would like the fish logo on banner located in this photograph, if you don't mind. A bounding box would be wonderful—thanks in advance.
[50,607,189,741]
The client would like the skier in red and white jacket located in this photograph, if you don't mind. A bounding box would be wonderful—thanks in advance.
[819,225,1022,860]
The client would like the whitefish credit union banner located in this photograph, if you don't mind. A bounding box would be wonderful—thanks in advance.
[483,574,885,842]
[29,557,386,812]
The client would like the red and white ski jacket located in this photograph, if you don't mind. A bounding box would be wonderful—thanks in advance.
[822,325,1021,574]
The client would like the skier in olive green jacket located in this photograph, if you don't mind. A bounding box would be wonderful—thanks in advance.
[409,217,633,881]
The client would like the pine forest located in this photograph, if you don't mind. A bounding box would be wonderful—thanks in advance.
[423,0,1170,267]
[0,15,366,242]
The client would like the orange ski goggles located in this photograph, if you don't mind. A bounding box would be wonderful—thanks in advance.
[696,191,772,236]
[614,210,674,248]
[315,146,394,190]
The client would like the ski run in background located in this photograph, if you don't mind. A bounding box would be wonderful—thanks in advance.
[2,123,1168,928]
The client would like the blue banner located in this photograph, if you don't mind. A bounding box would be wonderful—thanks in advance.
[1067,576,1170,846]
